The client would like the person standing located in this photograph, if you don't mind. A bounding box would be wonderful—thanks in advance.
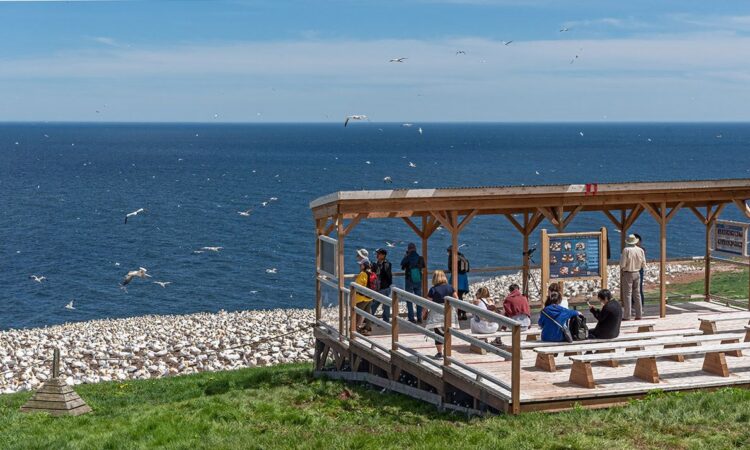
[354,260,374,335]
[401,242,425,323]
[446,246,470,320]
[634,233,645,307]
[423,270,458,359]
[502,284,531,330]
[620,234,646,320]
[587,289,622,339]
[371,248,393,323]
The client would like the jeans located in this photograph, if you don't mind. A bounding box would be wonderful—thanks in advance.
[404,279,423,322]
[371,287,392,322]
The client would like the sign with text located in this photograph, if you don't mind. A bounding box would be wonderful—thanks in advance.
[713,220,749,257]
[547,233,602,279]
[318,235,338,279]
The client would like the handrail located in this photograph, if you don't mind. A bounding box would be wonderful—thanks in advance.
[395,343,443,368]
[354,308,392,331]
[392,286,443,314]
[445,296,521,329]
[319,276,339,290]
[449,329,512,360]
[350,283,392,306]
[446,357,512,392]
[396,317,444,343]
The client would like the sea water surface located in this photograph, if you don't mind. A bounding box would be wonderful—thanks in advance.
[1,123,748,330]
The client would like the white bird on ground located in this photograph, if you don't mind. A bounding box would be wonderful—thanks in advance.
[408,162,416,168]
[502,40,513,46]
[30,275,46,283]
[266,268,278,274]
[389,57,407,63]
[122,267,151,286]
[125,208,144,224]
[383,176,393,183]
[201,246,223,252]
[65,300,75,310]
[153,281,171,288]
[344,115,368,127]
[238,209,253,217]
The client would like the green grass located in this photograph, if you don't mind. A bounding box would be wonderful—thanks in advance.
[665,269,749,300]
[2,364,750,449]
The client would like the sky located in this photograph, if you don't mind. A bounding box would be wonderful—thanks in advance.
[1,0,750,122]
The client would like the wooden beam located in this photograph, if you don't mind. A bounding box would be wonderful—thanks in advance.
[425,215,441,238]
[457,209,478,233]
[430,210,454,232]
[602,209,623,230]
[734,199,750,219]
[642,202,662,223]
[665,201,684,223]
[537,207,560,228]
[659,202,667,318]
[342,213,364,236]
[622,204,644,231]
[709,202,727,222]
[421,215,430,296]
[505,214,525,234]
[689,206,708,224]
[402,217,423,238]
[562,205,583,229]
[450,211,459,292]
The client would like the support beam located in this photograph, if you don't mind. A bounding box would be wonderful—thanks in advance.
[562,205,583,229]
[659,202,667,318]
[457,209,478,233]
[734,199,750,219]
[342,213,364,236]
[429,210,454,232]
[337,216,346,339]
[450,211,459,292]
[422,215,430,296]
[505,214,525,234]
[402,217,423,238]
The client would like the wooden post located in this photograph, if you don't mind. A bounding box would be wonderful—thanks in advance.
[315,233,322,322]
[349,285,357,338]
[391,291,399,351]
[337,216,346,339]
[443,299,452,366]
[52,348,60,379]
[659,202,667,318]
[450,212,459,293]
[620,209,627,303]
[600,227,608,292]
[510,324,521,414]
[421,215,429,297]
[705,207,712,302]
[522,212,530,297]
[540,229,550,302]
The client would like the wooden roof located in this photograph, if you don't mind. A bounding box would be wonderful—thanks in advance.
[310,178,750,219]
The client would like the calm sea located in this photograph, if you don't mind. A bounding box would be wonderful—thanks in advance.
[1,123,748,330]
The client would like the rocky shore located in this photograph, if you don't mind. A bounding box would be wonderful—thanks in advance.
[1,262,702,394]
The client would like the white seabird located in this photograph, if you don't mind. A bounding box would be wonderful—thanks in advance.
[408,162,416,168]
[201,246,223,252]
[30,275,46,283]
[65,300,75,310]
[238,209,253,217]
[125,208,145,224]
[389,57,407,63]
[121,267,151,286]
[344,115,368,127]
[153,281,171,288]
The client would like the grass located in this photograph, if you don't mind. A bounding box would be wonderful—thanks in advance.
[664,269,749,300]
[2,364,750,449]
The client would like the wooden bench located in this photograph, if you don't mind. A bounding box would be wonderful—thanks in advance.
[534,332,745,372]
[698,311,750,334]
[509,329,703,352]
[468,320,656,354]
[746,325,750,342]
[567,342,750,388]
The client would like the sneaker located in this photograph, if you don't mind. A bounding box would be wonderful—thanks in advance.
[432,352,443,360]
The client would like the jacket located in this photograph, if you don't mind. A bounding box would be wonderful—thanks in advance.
[354,271,370,304]
[538,304,580,342]
[503,290,531,319]
[589,300,623,339]
[375,259,392,289]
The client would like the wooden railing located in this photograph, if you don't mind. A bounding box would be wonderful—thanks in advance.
[444,296,522,414]
[390,287,446,369]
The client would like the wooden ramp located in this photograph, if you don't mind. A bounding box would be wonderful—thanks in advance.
[314,302,750,414]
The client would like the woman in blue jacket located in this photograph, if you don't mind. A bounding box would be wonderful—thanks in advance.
[539,291,582,342]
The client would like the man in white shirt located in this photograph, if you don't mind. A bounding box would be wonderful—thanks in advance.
[620,234,646,320]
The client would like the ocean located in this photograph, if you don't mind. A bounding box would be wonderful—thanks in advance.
[1,123,748,330]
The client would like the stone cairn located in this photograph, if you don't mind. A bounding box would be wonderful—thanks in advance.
[20,348,92,416]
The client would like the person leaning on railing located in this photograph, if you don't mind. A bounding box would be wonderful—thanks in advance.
[354,260,374,336]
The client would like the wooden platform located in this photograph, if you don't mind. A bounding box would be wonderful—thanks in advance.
[314,301,750,414]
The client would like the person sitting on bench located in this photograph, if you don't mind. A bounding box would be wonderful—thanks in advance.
[470,287,499,334]
[539,291,582,342]
[502,284,531,330]
[587,288,622,339]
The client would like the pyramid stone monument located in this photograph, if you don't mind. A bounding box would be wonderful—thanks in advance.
[20,349,92,416]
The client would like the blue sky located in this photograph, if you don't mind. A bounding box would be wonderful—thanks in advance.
[2,0,750,122]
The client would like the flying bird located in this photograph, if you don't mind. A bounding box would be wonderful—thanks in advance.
[401,123,413,127]
[385,241,396,248]
[560,26,570,32]
[122,267,151,286]
[201,246,223,252]
[383,176,392,183]
[153,281,171,288]
[570,55,579,64]
[261,201,268,207]
[65,300,75,310]
[456,50,466,55]
[579,131,584,137]
[502,41,513,46]
[344,115,368,127]
[418,127,423,135]
[266,268,278,274]
[389,57,407,63]
[30,275,46,283]
[408,162,416,168]
[125,208,145,224]
[238,209,253,217]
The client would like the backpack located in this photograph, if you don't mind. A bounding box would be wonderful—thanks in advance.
[367,271,380,291]
[408,256,424,283]
[568,315,588,341]
[458,254,470,274]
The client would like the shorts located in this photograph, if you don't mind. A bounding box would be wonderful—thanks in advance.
[433,327,444,345]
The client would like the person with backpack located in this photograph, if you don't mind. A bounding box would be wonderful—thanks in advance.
[446,246,470,320]
[470,287,499,334]
[371,248,393,323]
[538,291,583,342]
[401,242,425,323]
[587,289,622,339]
[354,260,375,335]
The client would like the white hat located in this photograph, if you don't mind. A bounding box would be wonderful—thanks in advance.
[625,234,639,245]
[356,248,369,262]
